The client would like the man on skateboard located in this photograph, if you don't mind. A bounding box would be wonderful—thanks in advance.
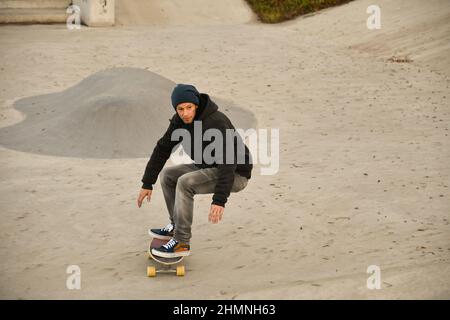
[137,84,253,258]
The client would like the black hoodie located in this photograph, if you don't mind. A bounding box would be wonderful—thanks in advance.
[141,93,253,207]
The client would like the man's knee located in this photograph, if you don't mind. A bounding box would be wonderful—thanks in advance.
[176,174,195,193]
[231,175,248,193]
[160,167,175,186]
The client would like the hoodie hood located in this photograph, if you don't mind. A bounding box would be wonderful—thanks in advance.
[194,93,218,120]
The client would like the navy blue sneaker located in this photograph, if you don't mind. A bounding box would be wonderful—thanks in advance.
[151,238,190,258]
[148,223,174,240]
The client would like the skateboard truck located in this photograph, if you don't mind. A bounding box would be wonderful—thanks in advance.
[147,238,186,277]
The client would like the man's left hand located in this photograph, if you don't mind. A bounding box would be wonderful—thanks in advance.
[208,204,224,224]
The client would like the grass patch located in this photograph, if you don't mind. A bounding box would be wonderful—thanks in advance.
[245,0,354,23]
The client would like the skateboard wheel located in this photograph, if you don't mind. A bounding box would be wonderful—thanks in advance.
[147,266,156,277]
[176,265,185,277]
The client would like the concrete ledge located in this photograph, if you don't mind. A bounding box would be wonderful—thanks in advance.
[0,0,71,9]
[0,8,69,24]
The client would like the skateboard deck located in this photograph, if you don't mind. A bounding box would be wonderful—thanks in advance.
[147,238,185,277]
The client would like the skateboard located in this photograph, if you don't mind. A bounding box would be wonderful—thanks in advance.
[147,238,186,277]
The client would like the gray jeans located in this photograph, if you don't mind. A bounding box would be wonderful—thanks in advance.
[159,163,249,243]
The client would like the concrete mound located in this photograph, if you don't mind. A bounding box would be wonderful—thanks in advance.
[0,67,256,158]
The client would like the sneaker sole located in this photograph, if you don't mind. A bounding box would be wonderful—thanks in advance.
[148,229,173,240]
[151,248,190,258]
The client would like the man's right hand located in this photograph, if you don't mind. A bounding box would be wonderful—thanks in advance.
[137,188,152,208]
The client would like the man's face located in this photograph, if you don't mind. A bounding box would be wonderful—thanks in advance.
[176,102,198,124]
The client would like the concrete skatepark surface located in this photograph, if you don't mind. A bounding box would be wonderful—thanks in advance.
[0,0,449,299]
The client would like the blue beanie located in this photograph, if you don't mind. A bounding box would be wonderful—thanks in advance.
[171,84,200,109]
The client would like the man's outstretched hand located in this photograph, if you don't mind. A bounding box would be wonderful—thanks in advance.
[209,204,224,224]
[137,188,152,208]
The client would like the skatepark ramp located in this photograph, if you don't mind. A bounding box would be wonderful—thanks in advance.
[115,0,256,26]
